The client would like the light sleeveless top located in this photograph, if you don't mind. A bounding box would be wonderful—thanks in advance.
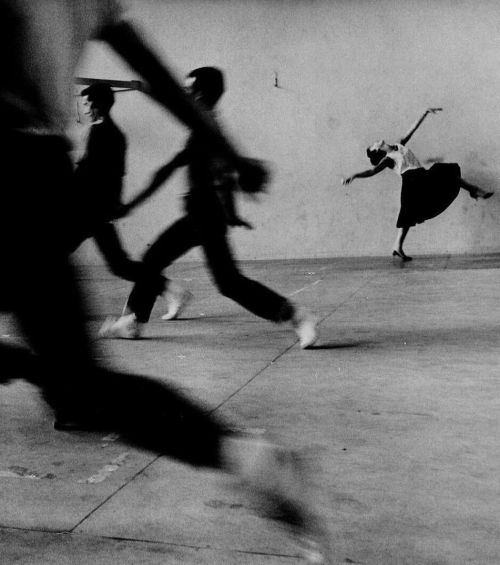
[387,144,422,175]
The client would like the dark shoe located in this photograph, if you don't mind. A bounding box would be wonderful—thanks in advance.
[470,189,494,200]
[392,250,412,262]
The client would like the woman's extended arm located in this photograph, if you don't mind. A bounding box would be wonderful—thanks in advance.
[400,107,442,145]
[342,158,392,185]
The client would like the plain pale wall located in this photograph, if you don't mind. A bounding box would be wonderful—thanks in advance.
[73,0,500,264]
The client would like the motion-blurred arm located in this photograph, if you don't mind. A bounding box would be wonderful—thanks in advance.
[121,150,188,215]
[100,21,241,162]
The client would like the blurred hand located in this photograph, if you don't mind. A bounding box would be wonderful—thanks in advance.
[341,176,353,186]
[237,157,271,194]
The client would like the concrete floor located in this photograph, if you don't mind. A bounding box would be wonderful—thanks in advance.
[1,254,499,564]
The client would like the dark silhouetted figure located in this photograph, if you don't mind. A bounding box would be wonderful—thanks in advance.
[100,67,319,349]
[0,2,329,561]
[68,83,157,286]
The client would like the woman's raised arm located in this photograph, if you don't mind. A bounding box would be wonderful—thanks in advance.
[400,107,442,145]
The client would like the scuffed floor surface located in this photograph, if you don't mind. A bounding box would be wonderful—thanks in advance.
[1,254,499,564]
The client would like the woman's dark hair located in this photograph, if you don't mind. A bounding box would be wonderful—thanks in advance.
[187,67,225,108]
[366,147,387,166]
[81,83,115,114]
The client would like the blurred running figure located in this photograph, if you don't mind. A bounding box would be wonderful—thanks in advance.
[68,84,163,290]
[0,2,329,561]
[100,67,319,349]
[342,108,493,260]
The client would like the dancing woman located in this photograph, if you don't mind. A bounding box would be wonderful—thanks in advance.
[342,108,493,260]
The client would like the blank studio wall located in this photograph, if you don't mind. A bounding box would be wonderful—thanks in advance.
[74,0,500,264]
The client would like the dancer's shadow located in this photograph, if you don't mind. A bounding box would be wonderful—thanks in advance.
[307,340,374,350]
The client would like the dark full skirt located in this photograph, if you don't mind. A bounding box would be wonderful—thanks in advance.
[396,163,461,228]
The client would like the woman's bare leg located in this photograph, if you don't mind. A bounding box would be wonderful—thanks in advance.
[393,226,412,261]
[460,179,494,200]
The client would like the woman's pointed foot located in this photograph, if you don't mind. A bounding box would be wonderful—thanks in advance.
[470,189,494,200]
[392,249,412,262]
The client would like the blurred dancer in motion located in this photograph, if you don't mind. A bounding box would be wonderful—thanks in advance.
[342,108,493,261]
[69,83,164,290]
[0,1,329,561]
[100,67,319,349]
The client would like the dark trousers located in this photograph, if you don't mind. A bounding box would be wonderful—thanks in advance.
[127,212,294,323]
[93,222,145,281]
[67,205,165,286]
[0,132,229,469]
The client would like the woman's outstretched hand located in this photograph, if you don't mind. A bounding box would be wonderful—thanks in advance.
[342,176,353,186]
